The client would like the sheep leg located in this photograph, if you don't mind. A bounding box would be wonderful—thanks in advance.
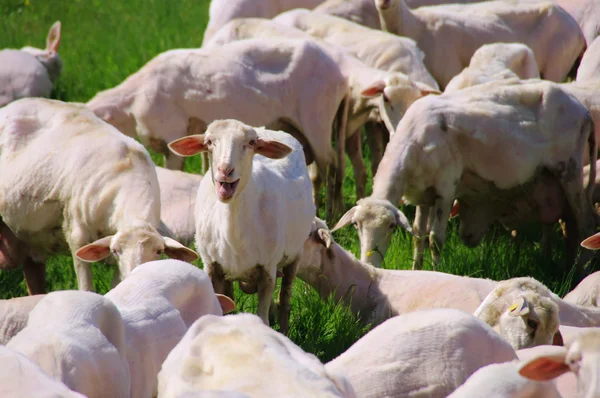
[365,121,385,175]
[412,204,431,270]
[540,224,553,259]
[22,257,46,295]
[309,163,322,210]
[346,130,367,199]
[278,260,298,336]
[256,267,276,327]
[429,197,453,269]
[207,262,234,301]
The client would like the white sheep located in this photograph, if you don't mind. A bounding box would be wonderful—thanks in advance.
[0,345,86,398]
[325,308,518,398]
[564,270,600,307]
[157,313,356,398]
[105,259,234,398]
[155,166,202,246]
[7,290,130,398]
[169,120,315,334]
[444,43,540,93]
[333,80,596,274]
[298,218,496,325]
[577,36,600,82]
[0,98,197,293]
[0,21,62,107]
[375,0,585,89]
[0,294,45,345]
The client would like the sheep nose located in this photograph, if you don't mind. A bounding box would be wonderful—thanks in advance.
[218,166,234,177]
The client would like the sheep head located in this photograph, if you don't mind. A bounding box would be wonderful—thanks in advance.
[21,21,62,83]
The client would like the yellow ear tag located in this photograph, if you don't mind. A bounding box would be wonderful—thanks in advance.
[366,251,373,257]
[509,303,519,312]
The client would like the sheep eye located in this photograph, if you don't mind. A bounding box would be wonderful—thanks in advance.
[353,222,358,230]
[249,140,256,146]
[157,249,164,256]
[526,319,538,330]
[383,94,390,103]
[206,139,212,146]
[389,223,395,230]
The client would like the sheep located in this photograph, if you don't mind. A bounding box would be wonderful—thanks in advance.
[0,345,86,398]
[0,98,198,293]
[553,0,600,46]
[298,218,496,325]
[564,271,600,308]
[168,120,315,335]
[155,166,202,246]
[374,0,586,89]
[0,21,62,107]
[86,38,347,219]
[202,0,325,44]
[203,18,438,199]
[519,330,600,398]
[333,80,597,275]
[0,294,45,345]
[444,43,540,93]
[325,308,518,398]
[105,259,234,398]
[577,36,600,81]
[7,290,130,398]
[157,313,356,398]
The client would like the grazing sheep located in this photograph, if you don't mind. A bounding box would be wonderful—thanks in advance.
[325,308,517,398]
[0,345,86,398]
[202,0,325,44]
[375,0,585,89]
[0,99,197,293]
[298,218,495,325]
[169,120,315,334]
[105,260,234,398]
[334,80,596,275]
[155,166,202,246]
[445,43,540,93]
[0,21,62,107]
[157,313,356,398]
[564,270,600,308]
[519,330,600,398]
[577,36,600,81]
[7,291,130,398]
[0,294,45,345]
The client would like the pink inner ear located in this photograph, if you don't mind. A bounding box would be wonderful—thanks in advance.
[519,358,570,381]
[168,136,206,157]
[450,201,460,218]
[76,244,110,262]
[553,331,564,346]
[216,294,236,314]
[581,233,600,249]
[256,140,292,159]
[361,82,386,97]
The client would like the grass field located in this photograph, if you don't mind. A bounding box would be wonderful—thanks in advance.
[1,0,596,362]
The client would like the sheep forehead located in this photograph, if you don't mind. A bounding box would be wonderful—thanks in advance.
[114,222,162,247]
[354,204,395,228]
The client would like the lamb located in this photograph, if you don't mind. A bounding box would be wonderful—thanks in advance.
[157,313,356,398]
[0,99,197,293]
[445,43,540,93]
[564,270,600,307]
[202,0,325,44]
[333,80,597,275]
[105,259,235,398]
[375,0,586,89]
[519,330,600,398]
[298,218,496,325]
[0,294,45,345]
[7,290,130,398]
[0,21,62,107]
[577,36,600,81]
[0,345,86,398]
[86,38,347,218]
[155,166,202,246]
[325,308,518,398]
[168,120,315,335]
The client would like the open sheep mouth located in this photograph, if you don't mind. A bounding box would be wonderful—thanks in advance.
[215,179,239,201]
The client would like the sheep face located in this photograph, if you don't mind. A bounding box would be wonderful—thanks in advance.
[168,119,292,204]
[20,21,62,83]
[333,198,412,267]
[297,218,332,283]
[75,221,198,285]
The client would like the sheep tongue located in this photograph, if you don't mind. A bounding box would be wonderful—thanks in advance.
[217,181,236,199]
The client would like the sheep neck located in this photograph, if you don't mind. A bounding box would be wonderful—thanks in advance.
[381,0,423,40]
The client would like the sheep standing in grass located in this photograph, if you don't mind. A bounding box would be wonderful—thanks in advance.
[8,291,130,398]
[169,120,315,335]
[0,294,45,345]
[0,99,197,293]
[105,260,234,398]
[0,21,62,107]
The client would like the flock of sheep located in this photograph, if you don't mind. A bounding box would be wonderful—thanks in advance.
[3,0,600,396]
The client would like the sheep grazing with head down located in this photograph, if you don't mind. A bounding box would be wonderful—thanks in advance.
[169,120,315,335]
[0,21,62,107]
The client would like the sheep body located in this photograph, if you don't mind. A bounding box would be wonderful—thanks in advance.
[0,294,45,345]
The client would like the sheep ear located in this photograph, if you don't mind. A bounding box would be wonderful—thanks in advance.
[450,200,460,218]
[508,296,530,317]
[518,351,569,381]
[415,81,441,96]
[163,237,199,262]
[361,80,386,98]
[76,236,113,262]
[393,207,416,237]
[332,207,356,232]
[317,228,333,248]
[168,135,207,157]
[581,232,600,250]
[46,21,61,53]
[255,139,293,159]
[216,294,235,314]
[553,330,564,346]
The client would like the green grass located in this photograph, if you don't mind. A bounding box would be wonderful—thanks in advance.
[0,0,595,362]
